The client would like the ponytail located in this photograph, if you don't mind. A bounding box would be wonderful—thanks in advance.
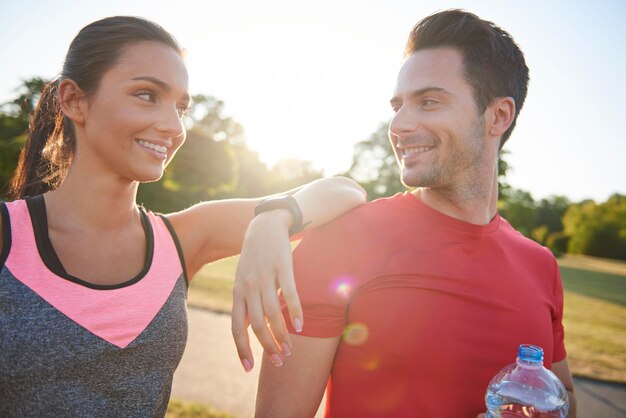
[9,79,75,199]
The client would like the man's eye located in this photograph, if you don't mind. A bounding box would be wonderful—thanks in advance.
[422,99,438,107]
[177,106,190,118]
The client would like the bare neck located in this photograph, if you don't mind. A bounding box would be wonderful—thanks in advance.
[44,164,141,232]
[414,166,499,225]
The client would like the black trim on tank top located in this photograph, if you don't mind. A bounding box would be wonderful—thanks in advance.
[0,202,11,267]
[24,195,155,290]
[158,214,189,287]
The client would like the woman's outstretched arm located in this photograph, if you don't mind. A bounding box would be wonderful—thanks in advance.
[165,176,366,370]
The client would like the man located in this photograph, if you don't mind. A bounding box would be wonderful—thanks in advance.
[255,9,576,418]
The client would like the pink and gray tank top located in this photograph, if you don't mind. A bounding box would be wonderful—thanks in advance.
[0,196,188,417]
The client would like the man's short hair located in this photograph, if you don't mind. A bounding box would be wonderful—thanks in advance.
[405,9,529,148]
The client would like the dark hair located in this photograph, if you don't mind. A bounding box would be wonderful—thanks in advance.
[9,16,182,199]
[405,9,529,148]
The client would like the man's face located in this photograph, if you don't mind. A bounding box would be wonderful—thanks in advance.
[389,47,487,190]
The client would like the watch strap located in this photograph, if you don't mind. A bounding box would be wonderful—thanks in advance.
[254,195,310,236]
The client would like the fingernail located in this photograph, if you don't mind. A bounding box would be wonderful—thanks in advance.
[241,358,253,372]
[294,318,303,332]
[281,343,292,356]
[271,353,283,367]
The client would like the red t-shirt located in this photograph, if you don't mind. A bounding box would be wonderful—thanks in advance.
[286,192,566,418]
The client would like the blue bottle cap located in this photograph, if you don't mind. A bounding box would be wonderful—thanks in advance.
[518,344,544,364]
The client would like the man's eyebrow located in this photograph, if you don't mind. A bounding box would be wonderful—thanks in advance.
[390,87,451,105]
[131,76,191,102]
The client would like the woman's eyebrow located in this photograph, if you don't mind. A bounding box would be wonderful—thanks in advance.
[131,76,191,102]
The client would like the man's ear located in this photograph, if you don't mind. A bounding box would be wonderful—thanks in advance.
[487,97,515,138]
[58,79,86,124]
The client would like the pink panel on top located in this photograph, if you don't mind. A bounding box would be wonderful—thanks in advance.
[4,200,183,348]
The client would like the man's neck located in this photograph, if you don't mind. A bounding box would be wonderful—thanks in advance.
[413,170,499,225]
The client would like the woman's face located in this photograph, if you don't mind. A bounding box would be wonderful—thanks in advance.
[78,41,190,183]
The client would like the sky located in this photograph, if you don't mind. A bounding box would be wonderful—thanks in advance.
[0,0,624,203]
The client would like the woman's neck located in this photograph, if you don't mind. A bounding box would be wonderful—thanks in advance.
[44,166,141,232]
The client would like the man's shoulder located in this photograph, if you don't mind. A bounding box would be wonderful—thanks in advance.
[313,193,407,233]
[296,193,408,253]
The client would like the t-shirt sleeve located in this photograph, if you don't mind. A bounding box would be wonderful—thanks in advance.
[282,220,355,338]
[551,258,567,362]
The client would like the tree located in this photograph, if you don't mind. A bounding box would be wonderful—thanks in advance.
[268,159,323,193]
[345,122,403,199]
[498,188,536,236]
[0,77,47,198]
[5,77,47,123]
[533,195,570,233]
[562,194,626,260]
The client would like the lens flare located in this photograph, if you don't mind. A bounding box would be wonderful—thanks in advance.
[330,276,356,300]
[343,322,369,346]
[363,356,380,371]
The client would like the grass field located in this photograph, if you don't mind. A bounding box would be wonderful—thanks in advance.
[185,252,626,384]
[557,255,626,383]
[166,399,236,418]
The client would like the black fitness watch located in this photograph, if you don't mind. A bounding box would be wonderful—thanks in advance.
[254,195,311,236]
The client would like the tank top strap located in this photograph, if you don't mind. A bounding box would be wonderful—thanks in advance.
[2,199,39,269]
[0,201,11,266]
[153,212,189,286]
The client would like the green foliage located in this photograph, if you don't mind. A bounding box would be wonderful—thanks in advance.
[498,188,536,236]
[5,77,47,121]
[546,231,569,256]
[0,132,25,197]
[166,399,236,418]
[531,225,550,245]
[563,194,626,260]
[0,78,46,198]
[534,195,570,232]
[499,192,571,255]
[344,122,404,199]
[267,158,322,193]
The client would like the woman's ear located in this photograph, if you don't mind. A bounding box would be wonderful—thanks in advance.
[487,96,515,138]
[58,79,86,124]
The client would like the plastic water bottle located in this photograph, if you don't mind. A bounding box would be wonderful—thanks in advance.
[485,344,569,417]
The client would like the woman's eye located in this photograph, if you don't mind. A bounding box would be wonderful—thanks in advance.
[136,91,156,102]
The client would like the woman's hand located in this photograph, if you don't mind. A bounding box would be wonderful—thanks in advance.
[231,209,302,372]
[230,176,366,372]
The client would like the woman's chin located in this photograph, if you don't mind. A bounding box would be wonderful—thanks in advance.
[134,168,165,184]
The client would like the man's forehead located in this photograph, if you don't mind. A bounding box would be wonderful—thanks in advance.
[393,47,466,95]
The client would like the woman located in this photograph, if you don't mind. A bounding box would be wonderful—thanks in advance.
[0,16,365,416]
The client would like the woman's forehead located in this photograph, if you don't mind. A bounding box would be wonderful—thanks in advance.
[108,41,189,92]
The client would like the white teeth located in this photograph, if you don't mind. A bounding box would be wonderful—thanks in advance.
[402,146,432,155]
[138,140,167,154]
